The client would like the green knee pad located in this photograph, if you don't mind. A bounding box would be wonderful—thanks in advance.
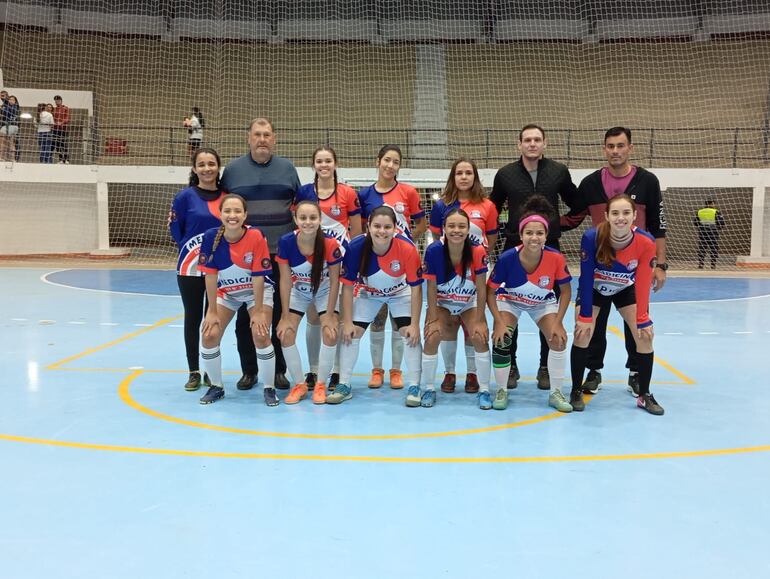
[492,328,513,368]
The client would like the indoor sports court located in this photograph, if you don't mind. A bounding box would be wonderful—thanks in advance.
[2,1,770,578]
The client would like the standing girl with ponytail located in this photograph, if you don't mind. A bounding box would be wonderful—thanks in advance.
[197,194,279,407]
[486,195,573,412]
[422,208,491,409]
[357,145,426,390]
[569,194,663,415]
[294,147,362,390]
[275,201,343,405]
[168,148,225,392]
[330,206,424,405]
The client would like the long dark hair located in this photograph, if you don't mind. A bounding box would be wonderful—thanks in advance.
[359,205,398,281]
[209,193,247,262]
[295,200,326,295]
[442,157,485,205]
[442,208,473,282]
[596,194,636,267]
[188,147,222,188]
[312,146,339,198]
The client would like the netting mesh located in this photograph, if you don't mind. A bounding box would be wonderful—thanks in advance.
[1,0,769,268]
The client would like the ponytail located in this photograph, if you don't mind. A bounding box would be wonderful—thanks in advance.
[595,221,614,267]
[310,229,326,295]
[208,224,226,263]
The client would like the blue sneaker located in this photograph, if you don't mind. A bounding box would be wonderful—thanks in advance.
[478,390,492,410]
[199,385,224,405]
[263,387,279,407]
[326,383,352,404]
[405,385,421,407]
[420,389,437,408]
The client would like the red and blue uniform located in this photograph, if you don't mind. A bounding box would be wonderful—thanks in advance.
[197,227,273,302]
[357,181,425,240]
[275,230,344,295]
[577,227,656,328]
[423,239,488,314]
[294,182,361,247]
[341,234,423,298]
[429,198,498,247]
[488,246,571,310]
[169,187,224,275]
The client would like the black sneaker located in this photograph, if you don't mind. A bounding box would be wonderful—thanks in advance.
[569,388,585,412]
[305,372,318,389]
[536,366,550,390]
[236,373,257,391]
[637,393,664,415]
[328,372,340,392]
[199,385,224,405]
[263,387,279,407]
[627,373,640,397]
[582,370,602,395]
[507,365,520,389]
[184,372,202,392]
[275,372,290,390]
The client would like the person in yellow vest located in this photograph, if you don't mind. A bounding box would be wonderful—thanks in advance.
[694,199,725,269]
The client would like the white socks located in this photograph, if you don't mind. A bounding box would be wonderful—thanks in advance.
[465,343,477,373]
[305,322,321,374]
[339,337,361,385]
[370,330,385,369]
[421,353,438,390]
[402,334,422,386]
[201,345,222,387]
[548,348,566,393]
[475,350,491,392]
[257,345,276,389]
[441,340,457,373]
[317,342,337,386]
[391,330,404,369]
[282,343,304,386]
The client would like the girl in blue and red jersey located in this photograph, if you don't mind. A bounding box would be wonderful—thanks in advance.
[569,194,664,416]
[428,158,498,394]
[168,148,225,393]
[293,147,362,390]
[331,205,424,406]
[275,200,343,405]
[487,196,573,412]
[422,208,491,409]
[358,145,426,390]
[197,194,279,407]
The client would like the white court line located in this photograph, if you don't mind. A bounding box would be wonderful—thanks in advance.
[40,269,178,299]
[133,323,153,327]
[67,321,86,325]
[168,324,184,328]
[11,318,28,321]
[733,331,753,334]
[99,322,119,326]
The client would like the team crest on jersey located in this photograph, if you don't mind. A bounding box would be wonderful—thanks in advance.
[333,247,342,260]
[482,254,489,266]
[471,210,481,219]
[416,266,423,277]
[244,252,253,265]
[580,249,588,262]
[391,260,401,273]
[261,258,272,270]
[422,261,429,274]
[538,276,551,288]
[394,202,405,214]
[331,204,341,217]
[627,259,638,270]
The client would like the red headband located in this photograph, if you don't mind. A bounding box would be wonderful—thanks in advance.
[518,215,549,236]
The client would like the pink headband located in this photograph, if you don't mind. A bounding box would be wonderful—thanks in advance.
[518,215,550,236]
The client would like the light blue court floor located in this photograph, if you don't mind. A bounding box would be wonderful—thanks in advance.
[2,267,770,579]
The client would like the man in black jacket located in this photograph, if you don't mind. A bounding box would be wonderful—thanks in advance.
[561,127,668,397]
[490,124,578,389]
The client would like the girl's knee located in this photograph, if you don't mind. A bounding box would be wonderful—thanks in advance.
[253,334,272,349]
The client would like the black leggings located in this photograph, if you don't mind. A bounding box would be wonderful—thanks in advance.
[177,274,208,372]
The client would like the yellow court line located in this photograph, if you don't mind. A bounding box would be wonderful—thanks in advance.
[46,315,183,370]
[608,325,696,385]
[118,370,573,440]
[2,432,769,463]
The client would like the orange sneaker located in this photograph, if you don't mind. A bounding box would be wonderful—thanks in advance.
[368,368,385,389]
[312,382,327,404]
[285,383,308,404]
[389,369,404,389]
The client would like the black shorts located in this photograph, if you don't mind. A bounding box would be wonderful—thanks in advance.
[576,286,636,313]
[354,316,411,330]
[289,308,337,318]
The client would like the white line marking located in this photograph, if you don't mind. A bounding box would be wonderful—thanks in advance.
[99,322,119,326]
[11,318,28,321]
[133,323,152,327]
[40,270,179,299]
[733,331,753,334]
[168,324,184,328]
[67,321,86,325]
